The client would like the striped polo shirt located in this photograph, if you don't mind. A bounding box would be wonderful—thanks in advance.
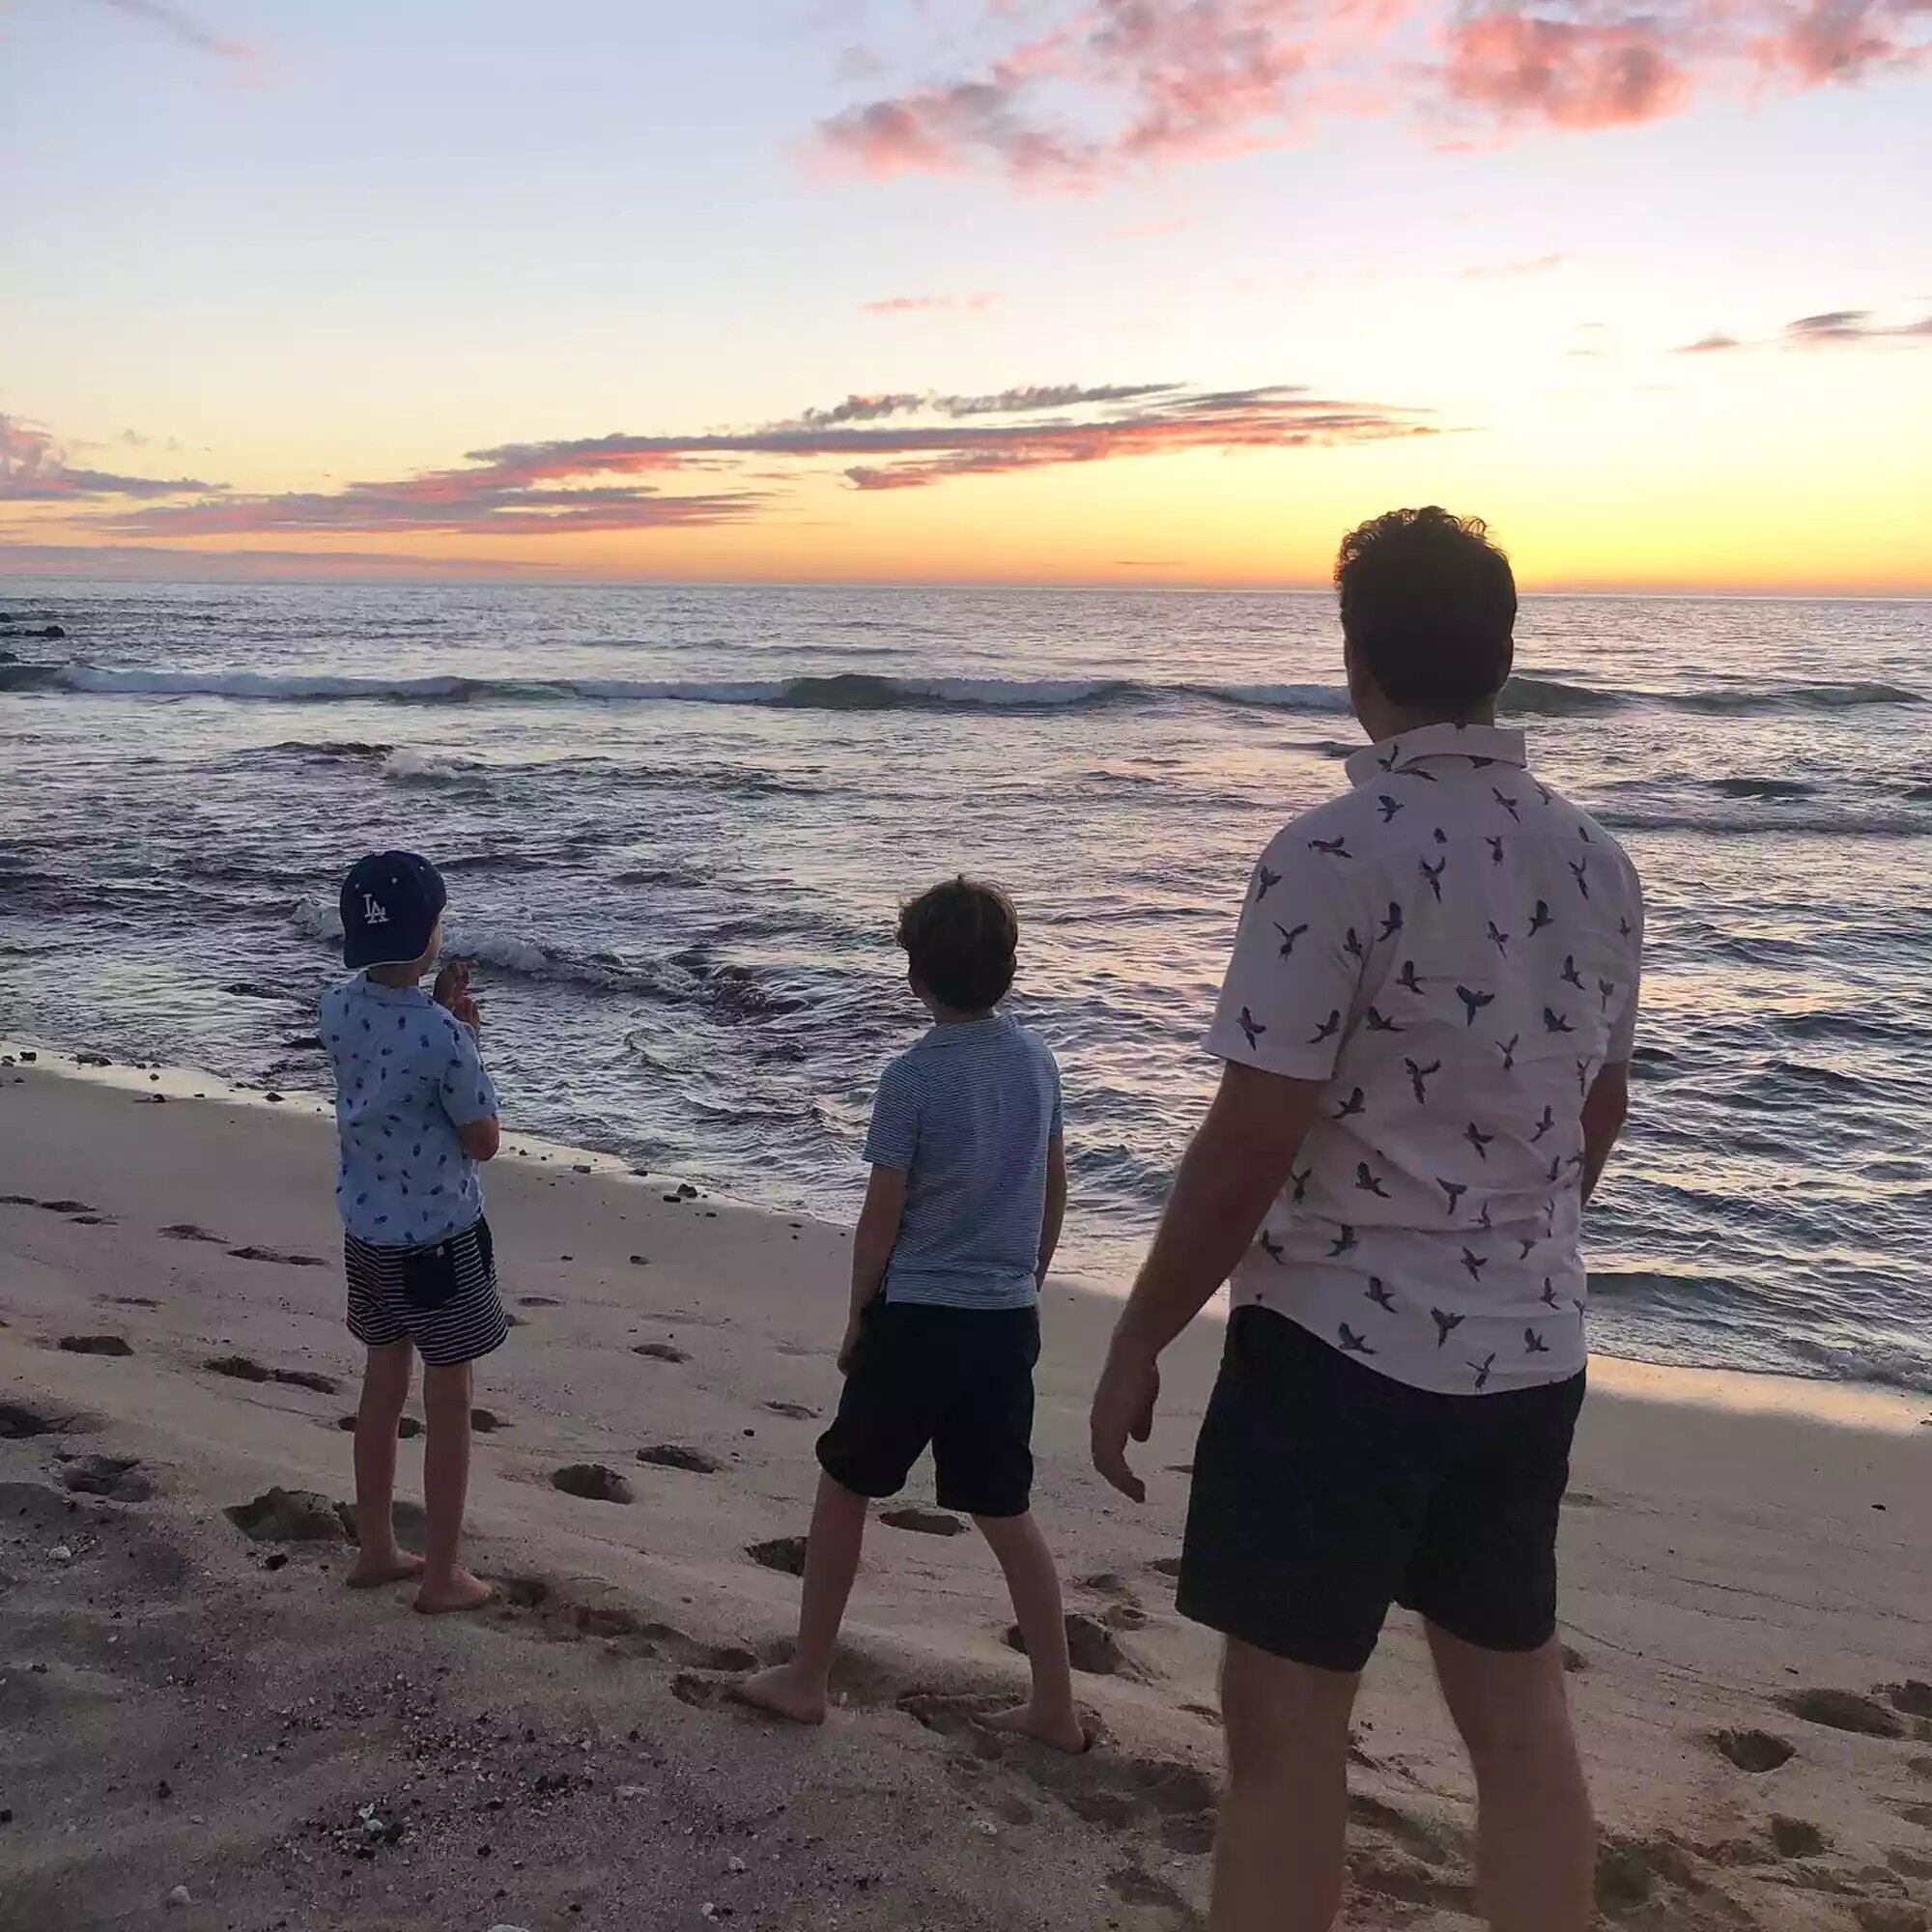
[864,1013,1064,1311]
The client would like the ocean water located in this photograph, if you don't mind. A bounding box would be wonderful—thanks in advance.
[3,580,1929,1393]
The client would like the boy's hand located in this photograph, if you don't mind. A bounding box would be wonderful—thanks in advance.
[1090,1344,1159,1503]
[434,960,481,1035]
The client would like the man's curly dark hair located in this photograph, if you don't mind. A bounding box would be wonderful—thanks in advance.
[1334,506,1517,712]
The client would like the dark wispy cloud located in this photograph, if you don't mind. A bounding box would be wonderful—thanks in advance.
[99,0,253,63]
[0,415,218,501]
[43,378,1438,543]
[813,0,1932,185]
[1676,307,1932,353]
[860,293,1005,315]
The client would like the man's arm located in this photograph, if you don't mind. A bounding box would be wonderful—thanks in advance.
[1037,1131,1067,1288]
[456,1116,501,1162]
[839,1164,908,1371]
[1579,1060,1629,1204]
[1091,1062,1324,1500]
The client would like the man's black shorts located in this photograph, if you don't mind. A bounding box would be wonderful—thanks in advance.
[1179,1306,1585,1673]
[816,1299,1039,1520]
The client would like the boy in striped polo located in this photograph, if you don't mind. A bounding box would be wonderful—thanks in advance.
[737,879,1085,1751]
[325,850,507,1615]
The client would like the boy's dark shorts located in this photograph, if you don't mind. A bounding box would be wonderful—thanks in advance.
[817,1299,1039,1520]
[345,1216,509,1369]
[1179,1306,1584,1674]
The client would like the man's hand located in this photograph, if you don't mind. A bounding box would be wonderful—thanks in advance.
[836,1317,865,1378]
[1090,1344,1159,1502]
[434,959,481,1035]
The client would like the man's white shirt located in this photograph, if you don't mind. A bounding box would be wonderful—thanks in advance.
[1208,723,1643,1394]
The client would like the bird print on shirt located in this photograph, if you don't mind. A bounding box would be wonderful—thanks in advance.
[1256,866,1282,901]
[1570,858,1590,898]
[1364,1007,1405,1034]
[1561,955,1584,990]
[1398,960,1427,995]
[1457,985,1494,1027]
[1259,1231,1286,1265]
[1290,1164,1312,1205]
[1309,1009,1342,1044]
[1335,1087,1366,1120]
[1379,901,1404,941]
[1492,788,1521,822]
[1461,1246,1488,1281]
[1344,926,1366,962]
[1420,856,1446,901]
[1498,1035,1519,1072]
[1366,1277,1398,1311]
[1406,1058,1439,1104]
[1464,1122,1494,1160]
[1528,899,1553,936]
[1486,836,1505,866]
[1239,1007,1266,1050]
[1310,836,1351,859]
[1431,1308,1464,1348]
[1329,1225,1359,1258]
[1543,1008,1574,1035]
[1540,1278,1561,1309]
[1525,1329,1550,1354]
[1273,922,1308,955]
[1598,979,1615,1013]
[1530,1104,1555,1142]
[1355,1161,1391,1198]
[1470,1352,1496,1391]
[1437,1178,1467,1212]
[1488,921,1510,956]
[1339,1324,1377,1355]
[1378,794,1405,823]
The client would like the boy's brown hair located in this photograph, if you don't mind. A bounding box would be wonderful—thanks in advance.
[896,877,1018,1014]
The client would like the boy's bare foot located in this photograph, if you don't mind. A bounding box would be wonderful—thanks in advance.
[413,1567,495,1614]
[731,1664,829,1727]
[980,1702,1091,1755]
[347,1549,426,1589]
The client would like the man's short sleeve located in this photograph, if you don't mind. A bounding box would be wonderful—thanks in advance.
[438,1018,499,1127]
[1205,832,1368,1082]
[864,1057,920,1171]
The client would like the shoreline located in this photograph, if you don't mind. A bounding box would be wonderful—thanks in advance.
[2,1062,1930,1929]
[8,1037,1925,1434]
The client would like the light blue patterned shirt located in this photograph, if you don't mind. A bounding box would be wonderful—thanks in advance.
[865,1013,1063,1311]
[322,975,499,1249]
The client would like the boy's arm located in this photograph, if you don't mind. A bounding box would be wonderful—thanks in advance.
[436,1009,501,1163]
[839,1164,907,1371]
[1037,1131,1067,1288]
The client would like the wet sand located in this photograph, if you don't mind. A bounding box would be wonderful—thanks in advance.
[2,1058,1929,1931]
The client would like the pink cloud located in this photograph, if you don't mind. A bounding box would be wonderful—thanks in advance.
[0,413,218,501]
[811,0,1931,182]
[44,378,1439,544]
[1675,306,1932,352]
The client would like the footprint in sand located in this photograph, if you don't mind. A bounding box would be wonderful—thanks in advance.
[1780,1688,1907,1740]
[335,1414,422,1437]
[57,1335,134,1357]
[632,1342,690,1364]
[108,1295,159,1308]
[59,1454,155,1502]
[206,1354,339,1395]
[1884,1681,1932,1719]
[1769,1816,1829,1858]
[518,1295,560,1308]
[636,1444,723,1474]
[0,1400,86,1439]
[225,1487,348,1545]
[879,1507,966,1537]
[1006,1611,1135,1678]
[551,1463,634,1504]
[1713,1728,1797,1772]
[470,1406,507,1432]
[763,1401,817,1421]
[747,1535,809,1577]
[1150,1556,1182,1579]
[160,1223,226,1243]
[226,1245,327,1268]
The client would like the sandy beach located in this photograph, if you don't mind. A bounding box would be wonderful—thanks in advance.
[3,1056,1929,1932]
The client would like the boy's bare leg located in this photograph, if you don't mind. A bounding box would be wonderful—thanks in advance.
[735,1471,869,1725]
[975,1511,1087,1752]
[1211,1637,1360,1932]
[415,1360,492,1613]
[1427,1626,1594,1932]
[348,1340,424,1587]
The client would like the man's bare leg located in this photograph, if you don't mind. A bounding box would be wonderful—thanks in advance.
[348,1340,424,1587]
[735,1472,869,1724]
[415,1359,492,1613]
[1210,1637,1361,1932]
[974,1510,1087,1752]
[1428,1625,1594,1932]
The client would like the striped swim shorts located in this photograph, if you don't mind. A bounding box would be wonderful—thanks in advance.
[344,1216,509,1368]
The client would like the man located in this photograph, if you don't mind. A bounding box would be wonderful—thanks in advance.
[1091,507,1642,1932]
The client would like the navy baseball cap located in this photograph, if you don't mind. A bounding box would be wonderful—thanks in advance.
[340,851,447,970]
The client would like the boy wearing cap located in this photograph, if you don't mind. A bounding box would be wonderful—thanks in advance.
[324,850,505,1614]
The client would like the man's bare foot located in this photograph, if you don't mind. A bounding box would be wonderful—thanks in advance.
[731,1664,828,1727]
[413,1567,495,1614]
[980,1702,1091,1754]
[347,1548,426,1589]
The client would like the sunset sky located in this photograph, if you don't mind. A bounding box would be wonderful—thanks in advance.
[4,0,1929,590]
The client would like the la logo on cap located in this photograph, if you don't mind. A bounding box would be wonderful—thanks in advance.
[361,894,390,925]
